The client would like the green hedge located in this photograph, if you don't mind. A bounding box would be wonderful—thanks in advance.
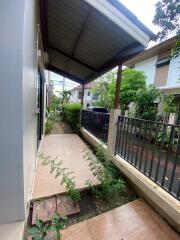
[63,103,81,132]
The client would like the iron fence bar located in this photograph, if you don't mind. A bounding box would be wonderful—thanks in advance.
[130,119,137,165]
[139,121,147,170]
[115,115,180,200]
[81,110,110,143]
[168,132,180,193]
[121,117,127,157]
[155,124,166,182]
[118,116,124,156]
[161,125,175,187]
[115,117,120,154]
[135,122,141,167]
[127,118,133,162]
[144,123,153,175]
[124,117,130,160]
[149,123,160,178]
[177,182,180,199]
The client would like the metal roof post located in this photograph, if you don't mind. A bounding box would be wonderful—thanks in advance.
[81,84,85,108]
[114,65,122,109]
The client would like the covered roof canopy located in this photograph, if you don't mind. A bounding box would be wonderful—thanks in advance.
[40,0,155,84]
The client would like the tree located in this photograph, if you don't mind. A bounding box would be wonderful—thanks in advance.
[153,0,180,57]
[51,95,61,111]
[93,68,147,109]
[61,90,72,113]
[135,85,161,120]
[120,69,146,109]
[92,70,117,109]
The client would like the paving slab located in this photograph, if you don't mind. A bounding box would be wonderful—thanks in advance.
[57,194,80,216]
[62,221,92,240]
[32,134,98,199]
[61,199,179,240]
[32,197,56,225]
[32,194,80,225]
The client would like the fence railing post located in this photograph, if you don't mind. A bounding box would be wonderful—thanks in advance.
[107,109,121,154]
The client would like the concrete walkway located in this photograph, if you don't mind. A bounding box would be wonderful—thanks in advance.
[32,134,98,200]
[51,120,73,134]
[61,199,179,240]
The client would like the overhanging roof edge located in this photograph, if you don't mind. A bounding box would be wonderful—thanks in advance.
[108,0,156,40]
[48,65,84,85]
[84,0,156,47]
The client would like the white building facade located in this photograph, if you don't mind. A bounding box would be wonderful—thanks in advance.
[70,83,98,108]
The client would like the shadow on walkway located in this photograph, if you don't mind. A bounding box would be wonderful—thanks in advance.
[51,115,73,134]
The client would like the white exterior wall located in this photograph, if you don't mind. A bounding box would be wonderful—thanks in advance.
[22,0,38,216]
[167,55,180,87]
[0,0,41,224]
[0,0,25,224]
[135,56,157,85]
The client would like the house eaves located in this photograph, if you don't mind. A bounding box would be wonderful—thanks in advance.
[124,36,177,67]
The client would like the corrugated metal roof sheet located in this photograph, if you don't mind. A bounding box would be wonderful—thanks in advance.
[40,0,155,84]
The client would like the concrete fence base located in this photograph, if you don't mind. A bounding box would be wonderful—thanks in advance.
[81,127,180,233]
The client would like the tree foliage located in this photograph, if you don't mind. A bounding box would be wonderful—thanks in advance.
[163,93,177,114]
[153,0,180,57]
[92,68,146,109]
[92,70,117,109]
[120,69,146,108]
[153,0,180,40]
[135,85,161,120]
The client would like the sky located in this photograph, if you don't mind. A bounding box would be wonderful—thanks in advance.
[50,72,79,95]
[119,0,160,35]
[52,0,160,93]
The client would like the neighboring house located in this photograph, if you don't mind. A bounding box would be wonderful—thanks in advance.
[70,83,98,108]
[125,36,180,117]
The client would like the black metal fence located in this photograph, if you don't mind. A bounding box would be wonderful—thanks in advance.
[115,116,180,200]
[81,110,110,143]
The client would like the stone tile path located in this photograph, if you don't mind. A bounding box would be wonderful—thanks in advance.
[32,194,80,225]
[32,197,56,225]
[32,134,99,200]
[61,199,179,240]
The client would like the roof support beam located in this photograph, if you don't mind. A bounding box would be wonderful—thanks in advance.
[68,8,91,64]
[48,45,96,72]
[65,9,92,76]
[48,65,84,85]
[85,42,144,84]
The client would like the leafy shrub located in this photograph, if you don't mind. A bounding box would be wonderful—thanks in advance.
[39,153,81,202]
[45,120,54,135]
[63,103,81,132]
[157,127,178,150]
[28,213,67,240]
[83,144,126,202]
[48,213,67,240]
[135,85,160,120]
[163,93,177,114]
[28,219,48,240]
[45,108,54,135]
